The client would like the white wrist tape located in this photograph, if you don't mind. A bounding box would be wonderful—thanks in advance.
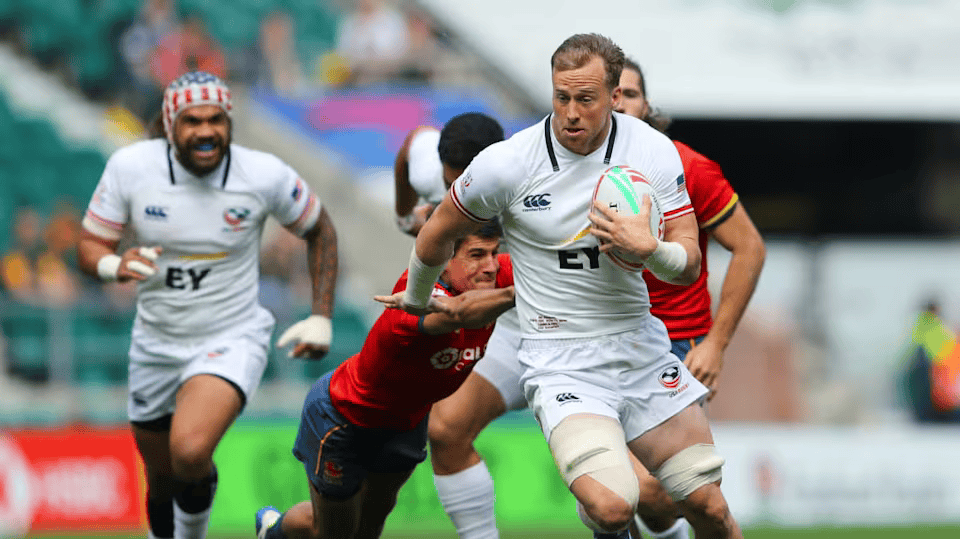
[96,254,122,281]
[139,246,159,261]
[127,261,156,277]
[396,213,418,234]
[644,240,688,282]
[403,247,445,309]
[126,246,159,277]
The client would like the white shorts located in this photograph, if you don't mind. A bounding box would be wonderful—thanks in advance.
[127,307,275,423]
[473,308,526,410]
[520,323,708,443]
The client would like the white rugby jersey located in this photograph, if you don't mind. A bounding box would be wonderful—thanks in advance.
[407,128,446,205]
[83,139,321,338]
[450,112,692,339]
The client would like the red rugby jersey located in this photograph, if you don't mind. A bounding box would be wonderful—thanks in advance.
[329,254,513,430]
[643,141,738,340]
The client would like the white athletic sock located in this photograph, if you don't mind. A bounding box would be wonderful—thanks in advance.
[636,515,691,539]
[433,461,499,539]
[173,504,212,539]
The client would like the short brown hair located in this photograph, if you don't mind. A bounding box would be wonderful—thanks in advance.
[551,33,624,91]
[454,218,502,254]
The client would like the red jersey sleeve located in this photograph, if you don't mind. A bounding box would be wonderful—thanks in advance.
[673,141,738,229]
[495,253,513,288]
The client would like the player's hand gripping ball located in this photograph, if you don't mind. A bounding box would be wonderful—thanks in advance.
[590,165,664,271]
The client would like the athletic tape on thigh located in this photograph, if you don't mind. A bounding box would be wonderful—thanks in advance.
[651,443,725,501]
[549,415,639,507]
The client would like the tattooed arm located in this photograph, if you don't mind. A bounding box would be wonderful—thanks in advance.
[278,207,339,359]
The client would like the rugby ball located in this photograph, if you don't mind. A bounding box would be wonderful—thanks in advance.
[591,165,664,272]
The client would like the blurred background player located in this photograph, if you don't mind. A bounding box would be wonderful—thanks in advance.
[613,58,767,539]
[394,112,505,237]
[255,220,514,539]
[76,72,339,539]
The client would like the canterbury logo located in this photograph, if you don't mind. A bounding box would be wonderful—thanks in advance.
[523,193,551,208]
[144,206,168,219]
[555,392,579,403]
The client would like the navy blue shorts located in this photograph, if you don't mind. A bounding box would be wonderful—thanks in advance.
[670,335,706,362]
[292,371,428,500]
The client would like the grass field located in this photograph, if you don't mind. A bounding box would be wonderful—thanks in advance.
[35,526,960,539]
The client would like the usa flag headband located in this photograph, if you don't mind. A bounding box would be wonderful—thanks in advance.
[162,71,232,143]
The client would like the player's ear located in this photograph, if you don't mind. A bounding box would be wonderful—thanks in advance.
[610,85,622,105]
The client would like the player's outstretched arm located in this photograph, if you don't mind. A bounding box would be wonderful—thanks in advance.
[279,207,338,359]
[394,192,484,315]
[374,290,453,315]
[685,203,765,396]
[422,286,516,335]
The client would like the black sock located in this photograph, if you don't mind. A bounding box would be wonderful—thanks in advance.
[172,465,218,514]
[146,493,174,538]
[264,512,287,539]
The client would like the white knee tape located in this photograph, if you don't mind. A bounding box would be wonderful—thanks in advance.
[549,415,639,509]
[652,443,725,501]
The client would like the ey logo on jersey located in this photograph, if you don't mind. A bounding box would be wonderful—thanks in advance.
[522,193,551,212]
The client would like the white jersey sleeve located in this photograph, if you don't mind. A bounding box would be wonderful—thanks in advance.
[82,148,132,240]
[265,160,322,237]
[449,142,521,222]
[407,128,445,204]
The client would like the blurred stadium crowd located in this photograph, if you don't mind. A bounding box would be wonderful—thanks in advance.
[0,0,474,397]
[1,0,462,120]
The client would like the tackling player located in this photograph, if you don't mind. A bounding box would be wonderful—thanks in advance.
[255,220,515,539]
[76,72,339,539]
[391,111,523,538]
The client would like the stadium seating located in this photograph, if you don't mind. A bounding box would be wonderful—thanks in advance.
[1,298,371,385]
[0,178,14,253]
[0,301,50,382]
[0,89,106,238]
[72,305,135,384]
[3,0,342,95]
